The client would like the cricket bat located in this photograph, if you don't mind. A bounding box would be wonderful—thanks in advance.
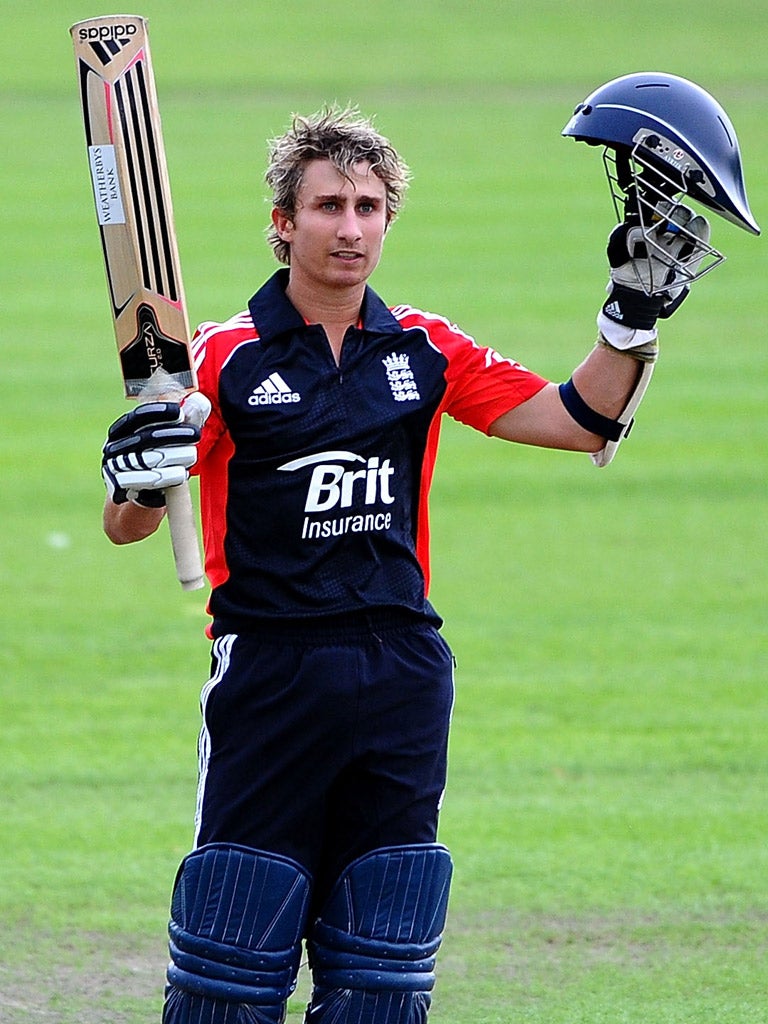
[70,14,205,591]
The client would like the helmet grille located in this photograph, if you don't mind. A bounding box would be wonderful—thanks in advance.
[602,143,725,295]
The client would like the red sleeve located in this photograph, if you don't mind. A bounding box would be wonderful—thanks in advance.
[395,307,550,433]
[186,313,257,602]
[188,312,259,469]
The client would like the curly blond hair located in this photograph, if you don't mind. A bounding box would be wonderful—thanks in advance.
[265,106,411,264]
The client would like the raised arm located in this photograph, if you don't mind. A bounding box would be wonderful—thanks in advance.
[491,201,712,465]
[489,344,642,453]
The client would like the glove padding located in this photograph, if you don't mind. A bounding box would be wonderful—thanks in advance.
[598,202,711,353]
[102,401,201,507]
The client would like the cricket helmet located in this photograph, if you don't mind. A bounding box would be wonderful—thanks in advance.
[562,71,759,236]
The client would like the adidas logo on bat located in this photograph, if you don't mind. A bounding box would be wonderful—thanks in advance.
[76,22,140,65]
[248,372,302,406]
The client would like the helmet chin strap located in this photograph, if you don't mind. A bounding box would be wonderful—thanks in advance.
[613,148,636,208]
[602,145,725,295]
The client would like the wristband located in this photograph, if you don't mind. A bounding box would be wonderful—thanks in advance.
[558,378,624,442]
[130,488,168,509]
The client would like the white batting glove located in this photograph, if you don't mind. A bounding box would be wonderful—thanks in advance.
[598,202,711,356]
[102,397,210,507]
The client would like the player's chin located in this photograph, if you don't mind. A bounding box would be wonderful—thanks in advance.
[328,254,372,282]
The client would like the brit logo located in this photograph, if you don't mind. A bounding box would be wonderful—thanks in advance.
[278,450,396,541]
[382,352,420,402]
[248,372,301,406]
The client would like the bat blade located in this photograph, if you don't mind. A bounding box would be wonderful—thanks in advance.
[72,14,194,396]
[71,15,204,590]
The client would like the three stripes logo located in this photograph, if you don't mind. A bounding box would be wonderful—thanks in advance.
[604,300,624,322]
[248,372,302,406]
[76,22,139,66]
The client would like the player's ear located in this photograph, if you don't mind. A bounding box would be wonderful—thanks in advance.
[271,207,294,241]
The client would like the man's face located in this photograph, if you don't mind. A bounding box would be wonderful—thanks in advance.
[272,158,389,290]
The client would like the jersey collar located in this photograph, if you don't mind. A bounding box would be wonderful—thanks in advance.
[248,268,402,343]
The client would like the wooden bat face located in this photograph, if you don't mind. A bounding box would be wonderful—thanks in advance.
[72,16,195,398]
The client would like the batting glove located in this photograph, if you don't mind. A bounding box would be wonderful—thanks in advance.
[598,202,711,358]
[102,400,204,507]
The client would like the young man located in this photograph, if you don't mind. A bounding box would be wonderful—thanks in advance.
[101,107,706,1023]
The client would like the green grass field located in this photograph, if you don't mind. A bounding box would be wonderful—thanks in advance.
[2,1,766,1021]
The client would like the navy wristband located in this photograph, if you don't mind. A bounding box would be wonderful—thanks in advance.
[558,379,624,442]
[132,488,168,508]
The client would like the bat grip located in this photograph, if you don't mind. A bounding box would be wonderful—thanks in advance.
[165,481,205,590]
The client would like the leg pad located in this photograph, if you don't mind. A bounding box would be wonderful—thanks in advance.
[163,843,311,1024]
[306,844,452,1024]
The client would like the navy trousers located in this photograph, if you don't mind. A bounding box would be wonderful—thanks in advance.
[193,617,455,913]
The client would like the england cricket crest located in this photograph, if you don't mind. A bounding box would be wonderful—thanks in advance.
[383,352,421,402]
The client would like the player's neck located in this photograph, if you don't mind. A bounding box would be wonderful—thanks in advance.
[285,278,364,364]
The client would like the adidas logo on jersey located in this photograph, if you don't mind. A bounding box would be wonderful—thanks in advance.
[248,372,301,406]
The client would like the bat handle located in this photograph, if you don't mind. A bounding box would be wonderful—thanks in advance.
[165,481,205,591]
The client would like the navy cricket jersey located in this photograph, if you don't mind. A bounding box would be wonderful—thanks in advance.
[190,270,548,636]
